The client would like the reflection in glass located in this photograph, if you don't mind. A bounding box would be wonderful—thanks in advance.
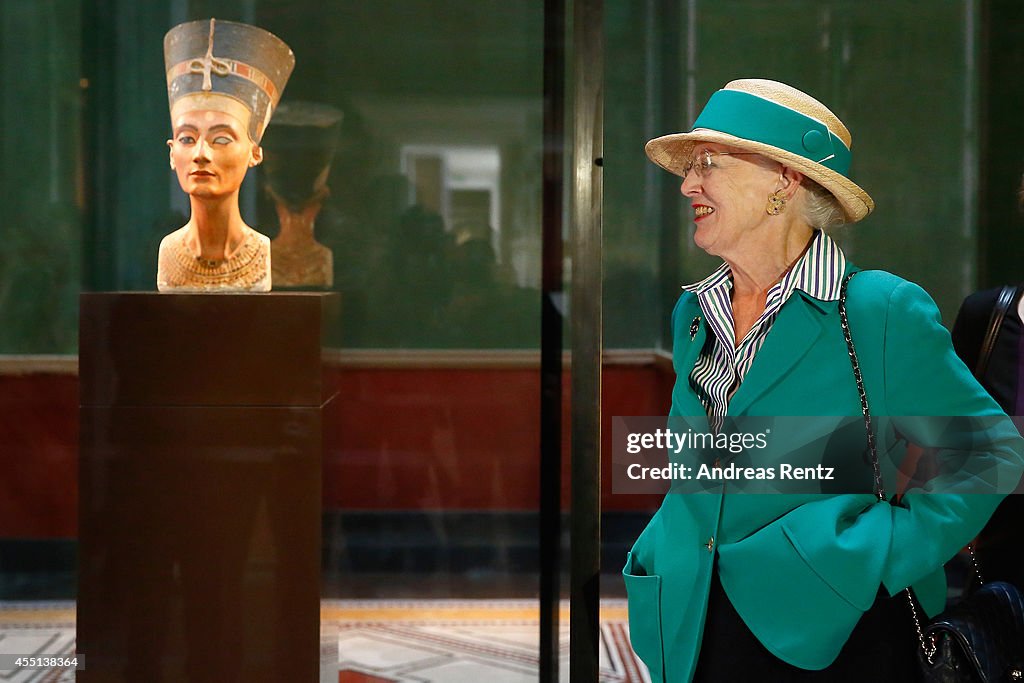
[263,101,344,288]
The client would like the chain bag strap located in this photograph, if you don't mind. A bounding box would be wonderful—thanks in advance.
[838,271,1024,682]
[837,271,937,663]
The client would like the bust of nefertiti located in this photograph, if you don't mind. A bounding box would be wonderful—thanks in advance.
[156,18,294,293]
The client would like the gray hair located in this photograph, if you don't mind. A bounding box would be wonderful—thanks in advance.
[799,178,846,230]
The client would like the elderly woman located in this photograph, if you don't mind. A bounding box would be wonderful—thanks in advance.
[624,79,1024,681]
[157,18,294,292]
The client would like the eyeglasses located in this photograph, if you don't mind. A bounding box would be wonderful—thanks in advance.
[681,149,761,180]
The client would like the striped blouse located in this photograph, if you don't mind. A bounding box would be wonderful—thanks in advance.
[681,230,847,431]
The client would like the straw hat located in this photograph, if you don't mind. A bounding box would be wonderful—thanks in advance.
[645,79,874,223]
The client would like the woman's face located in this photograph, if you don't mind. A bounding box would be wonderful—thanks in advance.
[167,109,262,200]
[679,142,783,260]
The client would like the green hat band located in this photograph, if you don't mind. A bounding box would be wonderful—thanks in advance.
[692,89,852,176]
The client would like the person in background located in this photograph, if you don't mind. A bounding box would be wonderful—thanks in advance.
[950,174,1024,590]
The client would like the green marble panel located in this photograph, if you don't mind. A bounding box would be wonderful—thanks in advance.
[0,0,81,353]
[0,0,990,352]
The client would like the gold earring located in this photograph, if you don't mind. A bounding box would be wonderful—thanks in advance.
[766,190,787,215]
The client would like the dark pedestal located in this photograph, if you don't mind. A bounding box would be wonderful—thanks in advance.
[77,293,337,683]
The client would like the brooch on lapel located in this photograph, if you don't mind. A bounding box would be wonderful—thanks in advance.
[690,316,701,340]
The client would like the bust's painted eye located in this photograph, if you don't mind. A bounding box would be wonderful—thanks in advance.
[213,135,233,145]
[177,134,195,145]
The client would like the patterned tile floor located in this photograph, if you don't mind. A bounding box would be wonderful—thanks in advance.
[0,602,76,683]
[0,600,650,682]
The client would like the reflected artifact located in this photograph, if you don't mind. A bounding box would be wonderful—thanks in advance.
[261,102,343,288]
[157,18,294,292]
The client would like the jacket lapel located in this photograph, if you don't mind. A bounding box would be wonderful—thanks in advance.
[727,292,833,416]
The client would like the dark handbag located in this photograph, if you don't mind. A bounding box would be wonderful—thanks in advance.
[920,581,1024,682]
[838,273,1024,683]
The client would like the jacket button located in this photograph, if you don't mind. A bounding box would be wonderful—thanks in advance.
[704,537,715,552]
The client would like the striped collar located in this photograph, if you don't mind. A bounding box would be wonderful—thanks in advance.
[681,230,847,304]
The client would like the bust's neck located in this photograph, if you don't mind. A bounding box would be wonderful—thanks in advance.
[187,195,248,261]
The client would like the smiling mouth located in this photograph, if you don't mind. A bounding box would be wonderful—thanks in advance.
[694,205,715,219]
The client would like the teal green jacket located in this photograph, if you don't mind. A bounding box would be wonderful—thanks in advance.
[623,268,1024,682]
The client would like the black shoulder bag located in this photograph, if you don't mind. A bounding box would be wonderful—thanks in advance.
[839,273,1024,683]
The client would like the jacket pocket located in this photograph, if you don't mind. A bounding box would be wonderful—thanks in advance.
[623,551,665,681]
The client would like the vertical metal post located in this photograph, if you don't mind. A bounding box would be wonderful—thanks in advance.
[80,0,116,292]
[539,0,565,680]
[656,0,682,341]
[977,0,1024,286]
[960,0,979,297]
[570,0,603,679]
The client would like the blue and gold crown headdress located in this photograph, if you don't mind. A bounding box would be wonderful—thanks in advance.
[164,18,294,143]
